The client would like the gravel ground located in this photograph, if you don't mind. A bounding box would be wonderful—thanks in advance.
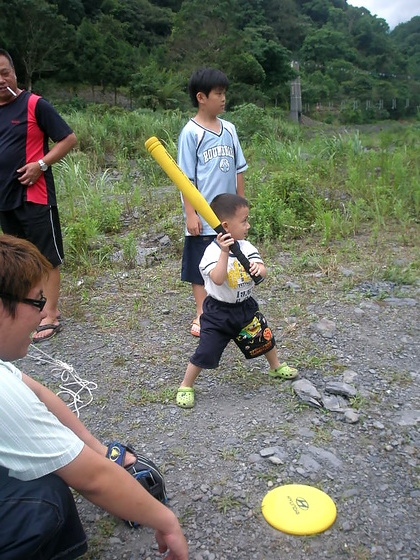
[18,232,420,560]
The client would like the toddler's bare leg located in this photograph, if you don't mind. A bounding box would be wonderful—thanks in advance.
[180,363,202,388]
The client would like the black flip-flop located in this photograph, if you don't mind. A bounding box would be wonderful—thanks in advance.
[32,323,62,343]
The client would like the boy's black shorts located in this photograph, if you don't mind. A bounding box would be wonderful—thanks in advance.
[0,202,64,267]
[190,296,275,369]
[181,235,216,284]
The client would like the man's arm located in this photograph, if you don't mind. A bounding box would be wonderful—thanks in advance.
[57,446,188,560]
[40,132,77,167]
[17,132,77,186]
[23,374,188,557]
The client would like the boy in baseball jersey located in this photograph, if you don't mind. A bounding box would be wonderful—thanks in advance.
[177,67,248,337]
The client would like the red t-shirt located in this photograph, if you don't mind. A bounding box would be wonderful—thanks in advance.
[0,91,73,210]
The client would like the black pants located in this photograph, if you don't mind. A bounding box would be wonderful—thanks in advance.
[191,296,275,369]
[0,467,87,560]
[0,202,64,267]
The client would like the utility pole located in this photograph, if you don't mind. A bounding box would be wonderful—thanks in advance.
[290,61,302,124]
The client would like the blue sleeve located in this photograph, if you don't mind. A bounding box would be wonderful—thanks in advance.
[223,121,248,174]
[177,122,197,183]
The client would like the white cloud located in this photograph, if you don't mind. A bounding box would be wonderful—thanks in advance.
[348,0,420,29]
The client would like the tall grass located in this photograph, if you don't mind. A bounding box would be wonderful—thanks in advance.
[55,105,419,272]
[66,105,186,166]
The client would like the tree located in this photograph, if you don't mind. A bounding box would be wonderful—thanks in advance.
[1,0,419,118]
[76,18,108,94]
[152,0,182,10]
[76,15,139,98]
[47,0,86,26]
[300,26,357,65]
[94,15,134,94]
[80,0,103,17]
[0,0,76,90]
[130,60,186,109]
[350,14,390,56]
[169,0,234,69]
[262,0,312,51]
[391,17,420,76]
[301,0,333,26]
[102,0,174,48]
[168,0,293,106]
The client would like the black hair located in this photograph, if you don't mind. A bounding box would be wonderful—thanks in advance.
[188,67,229,107]
[0,234,51,318]
[210,193,249,222]
[0,49,14,68]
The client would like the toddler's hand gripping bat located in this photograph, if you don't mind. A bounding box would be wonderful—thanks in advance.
[145,136,263,284]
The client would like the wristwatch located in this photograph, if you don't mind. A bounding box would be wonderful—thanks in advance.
[38,159,48,172]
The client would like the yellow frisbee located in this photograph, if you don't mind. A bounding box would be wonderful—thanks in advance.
[261,484,337,535]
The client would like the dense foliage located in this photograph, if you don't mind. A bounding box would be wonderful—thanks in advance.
[49,107,419,272]
[1,0,419,121]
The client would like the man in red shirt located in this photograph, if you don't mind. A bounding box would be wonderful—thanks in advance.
[0,48,77,342]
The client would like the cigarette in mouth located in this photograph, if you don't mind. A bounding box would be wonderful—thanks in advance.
[6,86,17,97]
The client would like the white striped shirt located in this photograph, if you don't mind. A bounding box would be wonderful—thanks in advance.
[0,359,84,481]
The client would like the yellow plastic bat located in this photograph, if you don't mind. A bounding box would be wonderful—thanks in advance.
[144,136,262,284]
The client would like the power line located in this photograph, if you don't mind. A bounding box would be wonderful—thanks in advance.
[299,60,420,82]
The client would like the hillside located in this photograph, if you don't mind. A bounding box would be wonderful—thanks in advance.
[1,0,419,121]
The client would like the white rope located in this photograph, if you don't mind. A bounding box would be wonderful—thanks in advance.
[27,345,97,417]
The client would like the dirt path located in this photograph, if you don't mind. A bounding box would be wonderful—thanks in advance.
[19,231,420,560]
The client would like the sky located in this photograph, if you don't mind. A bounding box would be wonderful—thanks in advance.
[348,0,420,30]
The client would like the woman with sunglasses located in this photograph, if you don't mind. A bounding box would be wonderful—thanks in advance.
[0,235,188,560]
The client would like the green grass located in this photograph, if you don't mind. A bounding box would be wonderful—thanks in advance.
[212,493,243,514]
[125,386,177,406]
[218,447,240,461]
[54,107,420,275]
[79,516,117,559]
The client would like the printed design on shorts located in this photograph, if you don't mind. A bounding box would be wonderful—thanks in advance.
[227,259,251,288]
[238,314,263,341]
[235,311,274,358]
[263,327,272,340]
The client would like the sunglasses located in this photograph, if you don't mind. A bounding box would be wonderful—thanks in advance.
[0,292,47,312]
